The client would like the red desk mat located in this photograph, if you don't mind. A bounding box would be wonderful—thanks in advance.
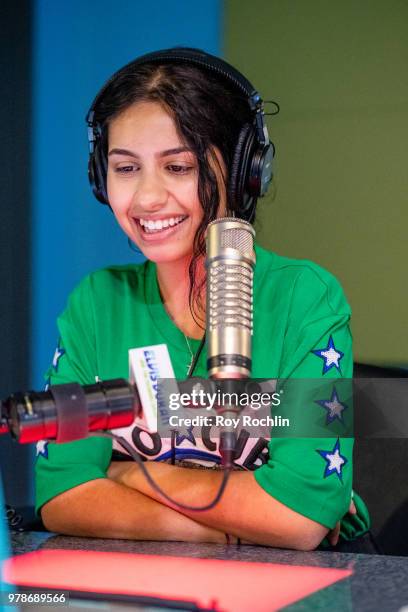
[4,550,352,612]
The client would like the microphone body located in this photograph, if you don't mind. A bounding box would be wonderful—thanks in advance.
[206,218,255,379]
[1,379,138,444]
[206,217,256,467]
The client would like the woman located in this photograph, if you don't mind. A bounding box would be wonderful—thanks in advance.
[36,48,369,549]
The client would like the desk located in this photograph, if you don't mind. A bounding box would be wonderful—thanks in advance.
[8,532,408,611]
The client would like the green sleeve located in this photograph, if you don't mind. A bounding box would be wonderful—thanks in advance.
[35,274,112,515]
[254,266,370,537]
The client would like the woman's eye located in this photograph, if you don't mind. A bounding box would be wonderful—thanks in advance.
[167,164,192,174]
[115,164,137,174]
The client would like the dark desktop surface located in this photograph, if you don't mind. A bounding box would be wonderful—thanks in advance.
[7,531,408,611]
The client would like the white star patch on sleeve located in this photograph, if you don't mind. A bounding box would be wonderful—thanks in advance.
[317,438,347,481]
[52,342,66,372]
[315,386,347,424]
[36,440,49,459]
[312,335,344,375]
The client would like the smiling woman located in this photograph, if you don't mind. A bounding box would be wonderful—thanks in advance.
[36,47,370,551]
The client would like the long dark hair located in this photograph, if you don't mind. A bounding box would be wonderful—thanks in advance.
[94,61,253,326]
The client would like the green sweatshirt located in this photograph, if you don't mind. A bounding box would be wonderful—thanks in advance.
[35,245,370,541]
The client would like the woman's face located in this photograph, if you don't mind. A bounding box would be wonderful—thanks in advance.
[107,101,204,266]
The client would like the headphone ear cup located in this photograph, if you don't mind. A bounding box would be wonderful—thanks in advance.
[90,143,109,205]
[88,153,99,201]
[229,123,257,219]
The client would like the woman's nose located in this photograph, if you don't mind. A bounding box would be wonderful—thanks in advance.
[134,170,168,211]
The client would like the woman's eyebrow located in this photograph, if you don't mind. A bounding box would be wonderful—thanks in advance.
[108,146,192,157]
[159,147,192,157]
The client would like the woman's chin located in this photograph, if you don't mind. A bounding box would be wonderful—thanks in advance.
[138,244,192,266]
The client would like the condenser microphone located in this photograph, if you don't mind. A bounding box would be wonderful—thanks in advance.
[206,217,256,379]
[206,217,256,468]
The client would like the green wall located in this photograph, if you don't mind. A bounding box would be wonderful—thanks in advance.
[226,0,408,365]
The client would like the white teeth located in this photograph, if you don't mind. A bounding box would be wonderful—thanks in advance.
[139,215,186,232]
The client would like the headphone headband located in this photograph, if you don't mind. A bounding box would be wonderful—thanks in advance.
[87,47,268,146]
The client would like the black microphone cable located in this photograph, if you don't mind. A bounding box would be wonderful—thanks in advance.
[5,505,23,530]
[97,431,230,512]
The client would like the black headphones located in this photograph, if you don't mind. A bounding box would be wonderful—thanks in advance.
[86,47,275,222]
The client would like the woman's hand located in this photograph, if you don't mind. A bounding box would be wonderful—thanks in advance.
[107,460,158,492]
[107,461,137,485]
[328,498,357,546]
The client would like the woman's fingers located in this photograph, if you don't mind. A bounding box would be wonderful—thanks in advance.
[328,521,341,546]
[329,497,357,546]
[107,461,135,483]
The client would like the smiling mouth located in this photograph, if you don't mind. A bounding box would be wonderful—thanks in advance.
[138,215,188,234]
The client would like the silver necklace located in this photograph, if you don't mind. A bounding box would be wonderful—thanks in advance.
[183,333,194,376]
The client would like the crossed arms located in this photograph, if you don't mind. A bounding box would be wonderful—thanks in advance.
[42,461,331,550]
